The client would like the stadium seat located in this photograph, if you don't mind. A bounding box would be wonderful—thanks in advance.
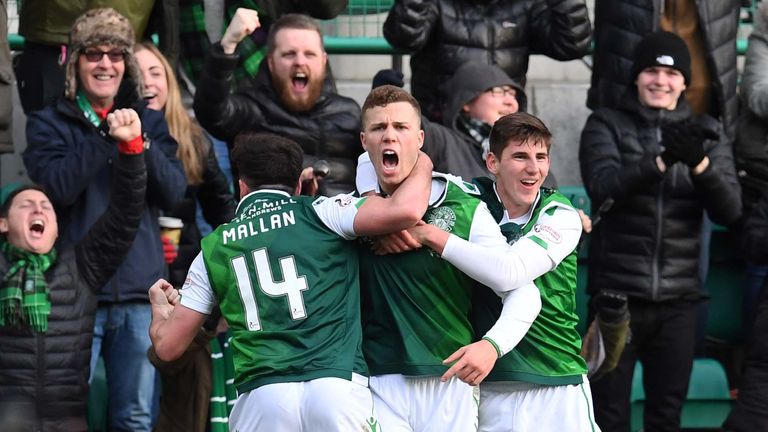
[630,358,732,431]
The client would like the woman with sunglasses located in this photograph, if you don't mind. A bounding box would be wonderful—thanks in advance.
[22,8,187,431]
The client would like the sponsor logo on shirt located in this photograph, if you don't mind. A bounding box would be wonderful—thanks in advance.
[334,195,355,208]
[533,223,562,244]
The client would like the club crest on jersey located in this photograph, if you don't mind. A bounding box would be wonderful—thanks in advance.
[427,206,457,233]
[533,223,562,244]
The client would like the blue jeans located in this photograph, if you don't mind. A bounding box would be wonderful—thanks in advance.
[90,303,156,431]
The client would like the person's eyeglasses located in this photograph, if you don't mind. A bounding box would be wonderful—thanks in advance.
[487,86,516,98]
[82,48,125,63]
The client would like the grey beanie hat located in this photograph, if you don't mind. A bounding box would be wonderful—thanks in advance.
[64,8,142,101]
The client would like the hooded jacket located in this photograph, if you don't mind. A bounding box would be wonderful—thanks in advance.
[579,91,741,302]
[0,151,146,431]
[587,0,740,138]
[383,0,591,120]
[193,43,362,196]
[23,81,186,303]
[421,62,527,181]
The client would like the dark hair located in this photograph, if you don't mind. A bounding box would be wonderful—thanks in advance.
[230,133,304,192]
[266,14,324,55]
[489,112,552,156]
[1,184,49,217]
[361,85,421,127]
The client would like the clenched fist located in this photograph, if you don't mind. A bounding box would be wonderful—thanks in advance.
[107,108,142,143]
[221,8,261,54]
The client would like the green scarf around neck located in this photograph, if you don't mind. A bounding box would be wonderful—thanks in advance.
[0,241,57,332]
[76,88,103,127]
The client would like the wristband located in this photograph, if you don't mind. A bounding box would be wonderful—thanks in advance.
[119,135,145,154]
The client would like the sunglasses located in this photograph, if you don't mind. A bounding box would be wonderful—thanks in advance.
[82,48,126,63]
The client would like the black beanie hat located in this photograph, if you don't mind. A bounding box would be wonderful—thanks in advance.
[630,31,691,84]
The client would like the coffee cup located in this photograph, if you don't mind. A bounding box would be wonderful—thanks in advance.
[158,216,183,245]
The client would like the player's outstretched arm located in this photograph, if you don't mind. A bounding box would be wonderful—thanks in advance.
[149,279,208,361]
[353,151,433,236]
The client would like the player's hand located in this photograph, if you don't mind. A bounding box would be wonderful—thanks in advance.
[578,209,592,234]
[148,279,176,319]
[299,167,318,196]
[221,8,261,54]
[371,230,422,255]
[406,220,449,254]
[107,108,141,143]
[441,339,499,386]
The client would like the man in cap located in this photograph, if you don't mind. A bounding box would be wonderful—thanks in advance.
[22,7,186,431]
[579,31,741,431]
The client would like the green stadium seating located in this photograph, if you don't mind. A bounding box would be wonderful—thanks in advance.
[630,358,732,431]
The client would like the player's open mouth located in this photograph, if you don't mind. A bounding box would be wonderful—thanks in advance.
[29,219,45,238]
[520,179,537,187]
[292,72,309,91]
[382,150,399,172]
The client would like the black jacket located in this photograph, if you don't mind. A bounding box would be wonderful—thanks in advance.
[193,43,362,196]
[23,81,186,302]
[587,0,740,138]
[383,0,591,120]
[579,92,741,302]
[0,151,146,431]
[167,142,236,288]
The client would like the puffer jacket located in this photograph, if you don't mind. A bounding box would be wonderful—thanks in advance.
[587,0,740,138]
[0,151,146,431]
[735,2,768,215]
[23,81,186,303]
[579,92,741,302]
[383,0,591,120]
[193,43,362,196]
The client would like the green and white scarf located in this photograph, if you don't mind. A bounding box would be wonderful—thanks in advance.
[76,89,103,127]
[0,241,57,332]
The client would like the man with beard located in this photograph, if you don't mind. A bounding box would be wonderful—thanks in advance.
[194,10,362,196]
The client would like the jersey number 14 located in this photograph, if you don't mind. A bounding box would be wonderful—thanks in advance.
[231,248,309,331]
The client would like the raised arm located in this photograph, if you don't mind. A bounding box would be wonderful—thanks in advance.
[193,9,266,142]
[529,0,592,60]
[383,0,439,51]
[149,278,208,362]
[141,109,187,210]
[77,109,149,290]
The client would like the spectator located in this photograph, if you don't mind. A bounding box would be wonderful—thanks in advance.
[0,0,11,165]
[13,1,178,114]
[734,1,768,333]
[194,10,361,196]
[0,111,147,431]
[22,8,187,431]
[587,0,740,139]
[579,31,741,431]
[178,0,349,87]
[135,42,236,289]
[383,0,591,122]
[722,189,768,432]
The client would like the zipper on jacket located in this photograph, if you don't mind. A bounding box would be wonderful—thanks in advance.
[651,110,665,300]
[35,330,44,430]
[488,14,496,64]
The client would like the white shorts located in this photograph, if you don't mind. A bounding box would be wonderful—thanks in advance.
[228,374,378,431]
[370,374,478,432]
[478,376,600,432]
